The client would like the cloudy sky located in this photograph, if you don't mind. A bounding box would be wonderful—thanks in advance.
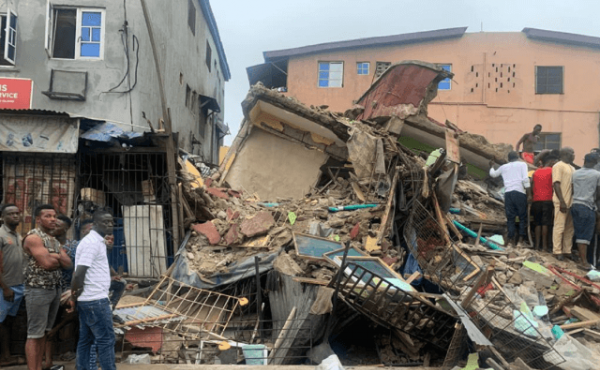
[210,0,596,145]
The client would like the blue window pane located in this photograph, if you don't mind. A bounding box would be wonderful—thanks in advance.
[7,45,14,61]
[319,79,329,87]
[318,63,329,71]
[81,27,90,41]
[319,72,329,79]
[92,28,101,41]
[441,64,451,72]
[438,79,451,90]
[81,43,100,57]
[82,12,101,27]
[9,14,16,28]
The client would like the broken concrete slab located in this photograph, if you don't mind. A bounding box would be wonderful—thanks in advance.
[192,222,221,245]
[206,187,229,199]
[241,211,275,238]
[224,224,241,246]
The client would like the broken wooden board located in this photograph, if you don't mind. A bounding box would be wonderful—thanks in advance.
[238,235,270,248]
[570,305,600,323]
[365,236,380,252]
[583,328,600,342]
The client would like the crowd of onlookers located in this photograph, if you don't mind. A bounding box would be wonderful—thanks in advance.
[0,204,123,370]
[491,128,600,271]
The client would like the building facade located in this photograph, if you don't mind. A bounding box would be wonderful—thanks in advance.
[0,0,229,163]
[0,0,230,278]
[249,27,600,160]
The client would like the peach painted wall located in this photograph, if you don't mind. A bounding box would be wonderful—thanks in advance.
[283,32,600,163]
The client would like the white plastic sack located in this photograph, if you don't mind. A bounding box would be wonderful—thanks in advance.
[587,269,600,282]
[544,335,597,370]
[316,355,345,370]
[124,354,151,364]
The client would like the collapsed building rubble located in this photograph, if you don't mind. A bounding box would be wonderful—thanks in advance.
[115,61,600,369]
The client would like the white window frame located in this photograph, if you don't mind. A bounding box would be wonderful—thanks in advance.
[318,61,344,88]
[4,9,16,65]
[357,62,369,75]
[45,4,105,60]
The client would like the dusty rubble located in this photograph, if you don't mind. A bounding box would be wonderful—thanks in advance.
[114,61,600,370]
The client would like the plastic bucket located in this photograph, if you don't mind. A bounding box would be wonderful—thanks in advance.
[242,344,268,365]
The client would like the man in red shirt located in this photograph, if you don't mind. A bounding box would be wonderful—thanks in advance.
[531,154,558,251]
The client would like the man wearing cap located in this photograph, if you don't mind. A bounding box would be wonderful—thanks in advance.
[489,151,531,248]
[571,153,600,269]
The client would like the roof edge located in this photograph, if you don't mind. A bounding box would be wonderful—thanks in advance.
[198,0,231,81]
[522,27,600,50]
[263,27,468,61]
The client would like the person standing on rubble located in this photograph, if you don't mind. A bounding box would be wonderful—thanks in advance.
[489,151,531,248]
[552,147,576,261]
[23,205,72,370]
[0,204,24,365]
[531,154,558,251]
[515,124,542,164]
[68,210,116,370]
[570,154,600,270]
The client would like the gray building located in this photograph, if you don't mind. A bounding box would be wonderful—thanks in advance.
[0,0,230,279]
[0,0,229,163]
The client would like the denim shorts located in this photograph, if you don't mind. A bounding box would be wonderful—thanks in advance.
[0,284,24,322]
[24,286,61,339]
[571,203,596,245]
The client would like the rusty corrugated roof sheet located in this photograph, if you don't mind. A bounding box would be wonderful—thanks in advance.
[263,27,468,61]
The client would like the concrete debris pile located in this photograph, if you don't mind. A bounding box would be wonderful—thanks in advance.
[117,61,600,369]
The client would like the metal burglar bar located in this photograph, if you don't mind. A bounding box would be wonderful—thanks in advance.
[403,201,565,369]
[78,150,174,278]
[0,153,77,237]
[116,318,314,365]
[333,262,458,351]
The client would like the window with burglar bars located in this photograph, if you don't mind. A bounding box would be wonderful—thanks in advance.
[78,151,175,278]
[536,66,563,94]
[0,154,77,237]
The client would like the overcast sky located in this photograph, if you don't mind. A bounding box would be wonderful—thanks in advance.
[210,0,596,145]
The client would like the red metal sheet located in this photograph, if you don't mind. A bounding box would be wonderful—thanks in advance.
[124,326,163,353]
[358,64,439,120]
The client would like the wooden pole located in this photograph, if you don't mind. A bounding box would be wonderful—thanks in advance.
[140,0,181,248]
[267,307,296,363]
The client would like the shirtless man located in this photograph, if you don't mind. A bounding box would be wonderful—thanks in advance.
[516,124,542,164]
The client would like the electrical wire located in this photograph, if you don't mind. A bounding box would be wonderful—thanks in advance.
[104,24,139,94]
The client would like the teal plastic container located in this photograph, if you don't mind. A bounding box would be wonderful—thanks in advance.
[242,344,268,365]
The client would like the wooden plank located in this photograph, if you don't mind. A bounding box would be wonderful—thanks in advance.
[560,319,600,330]
[376,168,399,245]
[571,306,600,322]
[405,272,422,284]
[351,181,366,202]
[432,192,451,246]
[461,265,493,309]
[583,328,600,341]
[123,205,167,277]
[445,215,463,241]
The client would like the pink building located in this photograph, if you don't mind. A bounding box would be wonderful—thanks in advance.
[248,27,600,162]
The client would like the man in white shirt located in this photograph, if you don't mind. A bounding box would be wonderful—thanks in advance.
[68,211,115,370]
[489,151,531,248]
